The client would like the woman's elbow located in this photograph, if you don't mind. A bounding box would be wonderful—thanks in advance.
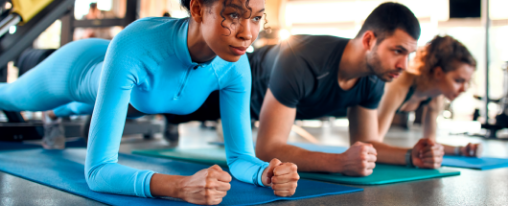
[85,167,107,192]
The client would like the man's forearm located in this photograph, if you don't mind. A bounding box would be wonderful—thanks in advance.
[256,143,343,173]
[367,141,409,165]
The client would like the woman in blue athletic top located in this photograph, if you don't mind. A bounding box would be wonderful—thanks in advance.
[0,0,299,204]
[377,35,481,159]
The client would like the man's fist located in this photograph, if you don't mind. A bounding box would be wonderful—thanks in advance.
[340,141,377,176]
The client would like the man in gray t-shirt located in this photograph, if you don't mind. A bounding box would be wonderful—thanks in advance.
[249,35,385,120]
[254,2,442,176]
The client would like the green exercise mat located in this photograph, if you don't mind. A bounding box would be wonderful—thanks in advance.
[133,147,460,185]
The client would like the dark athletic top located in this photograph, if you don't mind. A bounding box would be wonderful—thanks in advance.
[249,35,385,120]
[396,85,432,113]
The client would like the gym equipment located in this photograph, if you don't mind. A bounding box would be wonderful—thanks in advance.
[0,112,162,142]
[0,143,363,206]
[482,61,508,138]
[1,47,162,142]
[0,0,140,78]
[0,0,75,69]
[0,138,86,150]
[133,143,461,185]
[0,0,160,141]
[0,0,53,37]
[468,62,508,139]
[15,48,56,76]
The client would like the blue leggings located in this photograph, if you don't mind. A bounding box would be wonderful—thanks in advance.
[0,39,106,116]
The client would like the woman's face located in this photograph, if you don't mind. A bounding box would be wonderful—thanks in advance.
[435,63,475,100]
[201,0,265,62]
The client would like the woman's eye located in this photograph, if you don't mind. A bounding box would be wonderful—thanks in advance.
[229,13,239,19]
[253,16,262,22]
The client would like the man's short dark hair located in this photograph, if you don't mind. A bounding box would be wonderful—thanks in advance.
[356,2,421,42]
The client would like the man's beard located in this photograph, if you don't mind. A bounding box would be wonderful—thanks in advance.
[366,50,392,82]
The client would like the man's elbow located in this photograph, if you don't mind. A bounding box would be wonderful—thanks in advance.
[352,137,382,145]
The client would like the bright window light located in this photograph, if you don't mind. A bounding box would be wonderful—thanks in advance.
[9,26,16,34]
[443,110,452,119]
[74,0,111,19]
[74,0,96,19]
[279,29,290,40]
[247,46,254,53]
[97,0,112,11]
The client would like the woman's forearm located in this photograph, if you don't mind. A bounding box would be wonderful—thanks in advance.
[150,173,185,198]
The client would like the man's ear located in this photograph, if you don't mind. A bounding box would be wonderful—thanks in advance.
[361,31,377,51]
[190,0,204,23]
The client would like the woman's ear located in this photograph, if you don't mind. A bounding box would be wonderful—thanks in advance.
[190,0,204,23]
[433,66,444,80]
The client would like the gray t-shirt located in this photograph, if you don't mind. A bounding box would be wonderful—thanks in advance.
[249,35,385,120]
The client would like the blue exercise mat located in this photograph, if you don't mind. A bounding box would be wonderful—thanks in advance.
[442,156,508,170]
[0,145,362,206]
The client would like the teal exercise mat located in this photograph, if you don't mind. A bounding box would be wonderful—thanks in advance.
[298,164,459,185]
[291,142,508,170]
[133,144,460,185]
[0,144,362,206]
[208,142,508,170]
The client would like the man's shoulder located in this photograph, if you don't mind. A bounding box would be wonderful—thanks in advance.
[289,35,349,45]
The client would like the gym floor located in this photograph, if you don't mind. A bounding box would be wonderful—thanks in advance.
[1,120,508,206]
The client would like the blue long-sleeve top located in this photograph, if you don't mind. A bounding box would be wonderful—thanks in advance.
[85,17,268,197]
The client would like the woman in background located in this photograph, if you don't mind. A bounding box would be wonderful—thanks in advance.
[378,35,481,158]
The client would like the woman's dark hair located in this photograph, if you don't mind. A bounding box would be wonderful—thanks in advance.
[356,2,421,43]
[181,0,266,34]
[421,35,477,75]
[181,0,216,12]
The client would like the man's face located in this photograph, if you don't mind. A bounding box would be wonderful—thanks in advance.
[366,29,417,82]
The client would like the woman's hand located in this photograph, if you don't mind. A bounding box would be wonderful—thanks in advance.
[459,143,482,157]
[412,138,444,168]
[178,165,232,205]
[262,159,299,197]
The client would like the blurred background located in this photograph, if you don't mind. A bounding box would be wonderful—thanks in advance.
[1,0,507,139]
